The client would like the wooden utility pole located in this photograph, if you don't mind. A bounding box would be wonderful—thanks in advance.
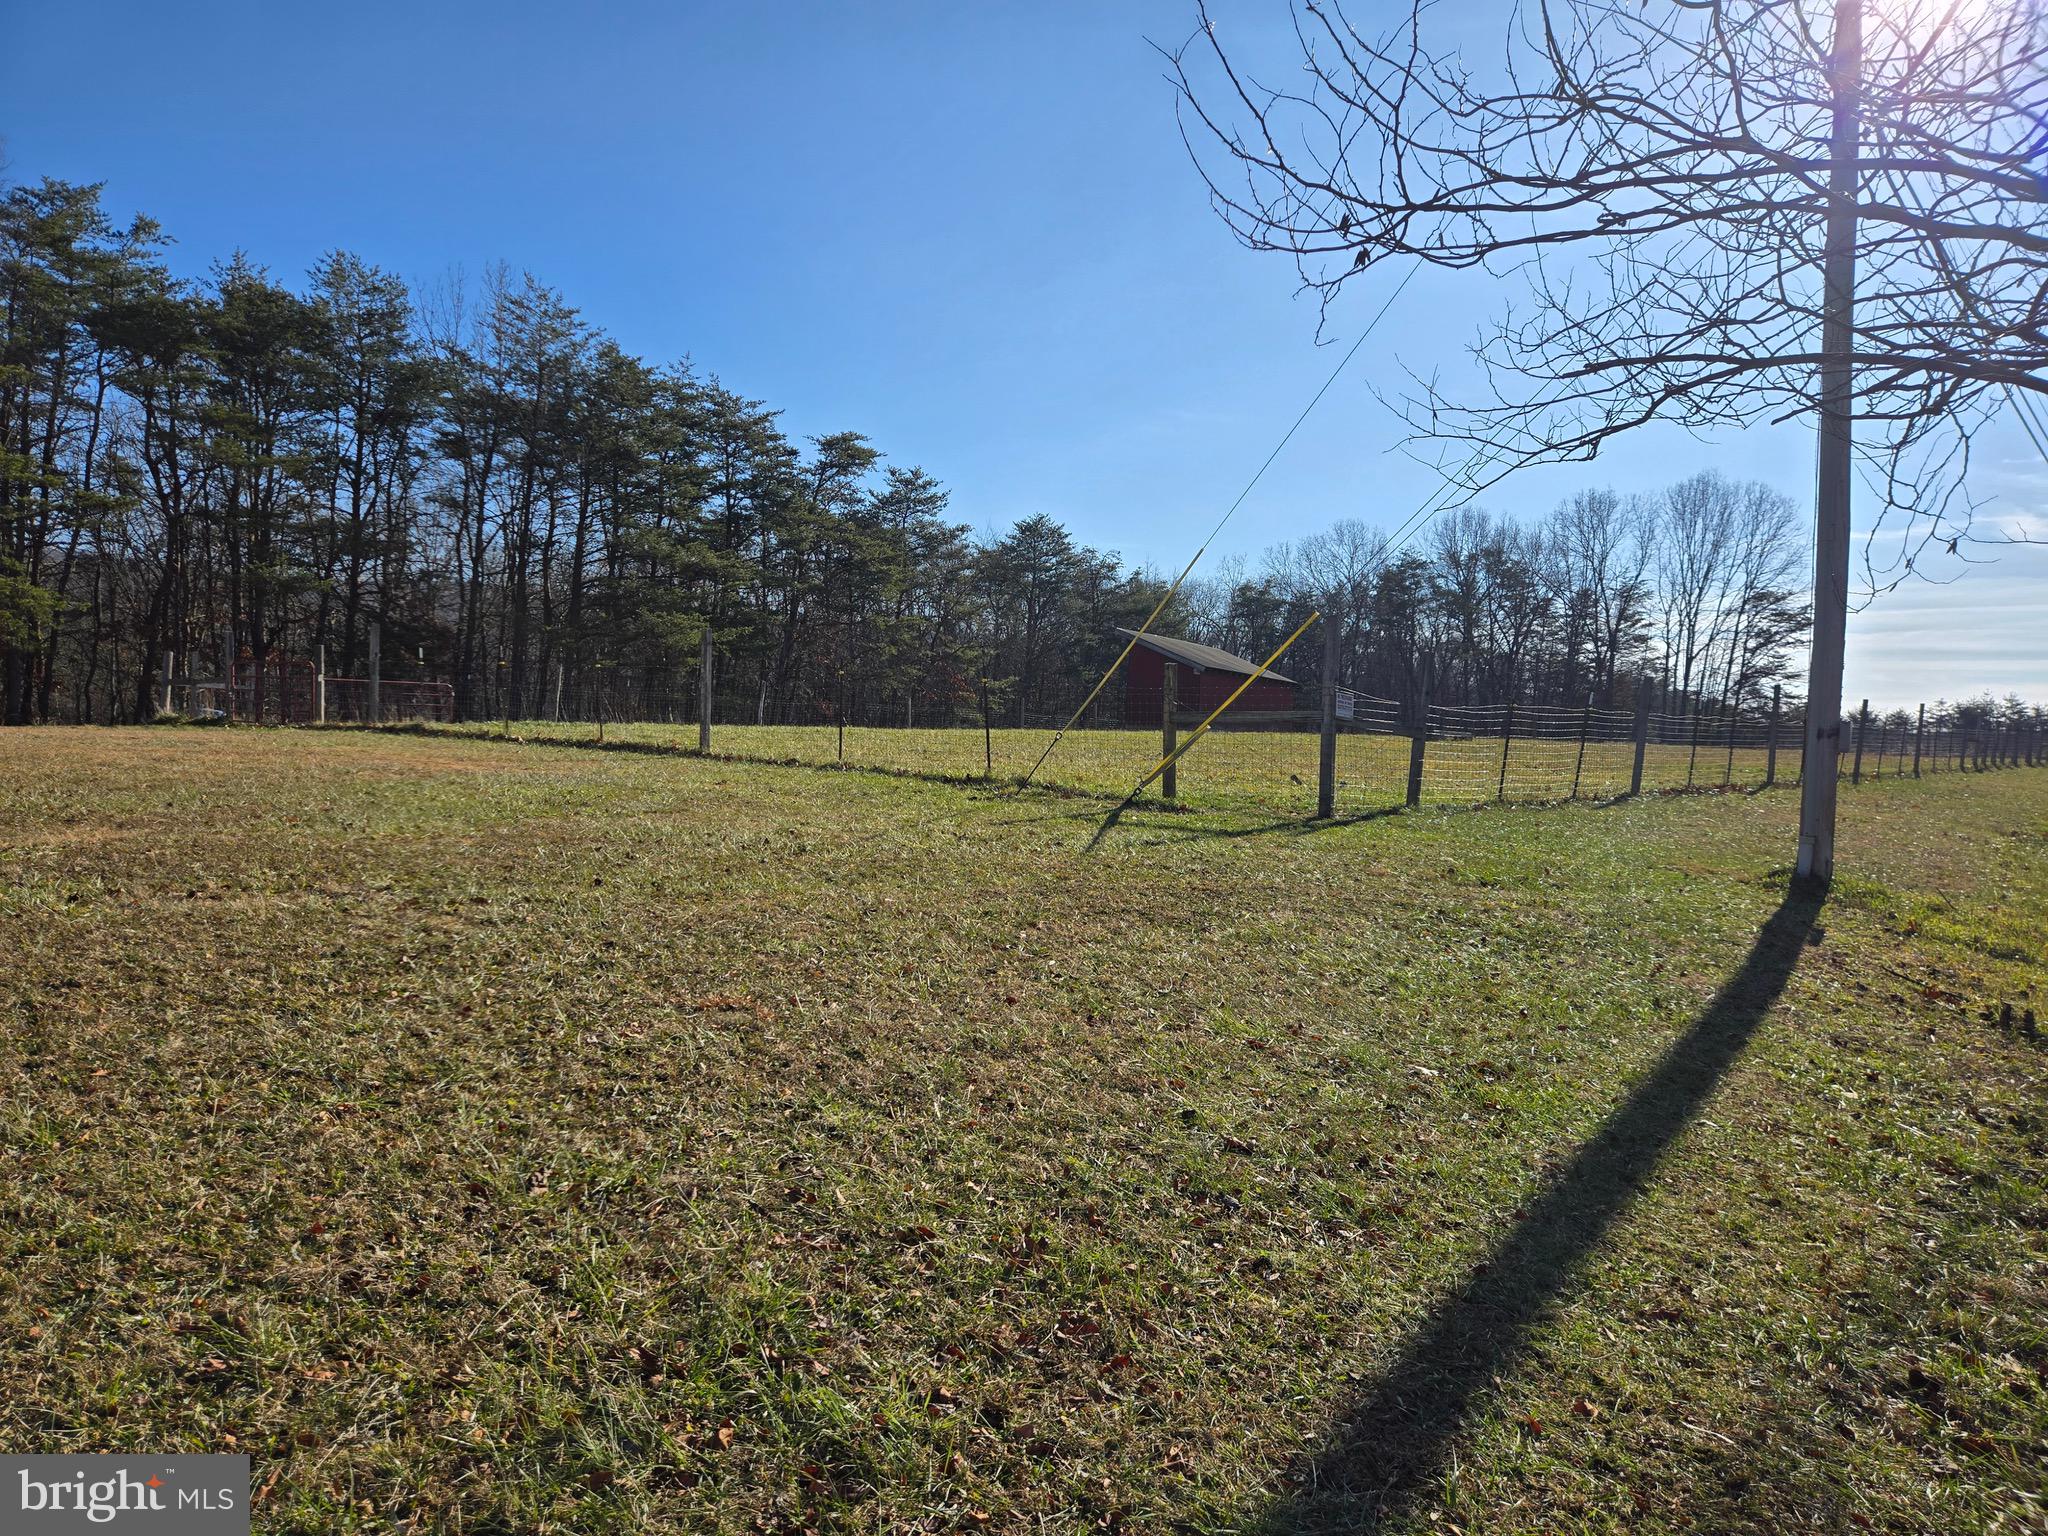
[1795,0,1863,885]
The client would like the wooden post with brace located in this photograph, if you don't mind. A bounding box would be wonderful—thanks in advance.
[1317,610,1339,819]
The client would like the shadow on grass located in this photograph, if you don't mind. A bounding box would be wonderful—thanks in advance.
[1080,799,1416,852]
[1138,805,1409,842]
[1248,887,1824,1534]
[334,720,1126,804]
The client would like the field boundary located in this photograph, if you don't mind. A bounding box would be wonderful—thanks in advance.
[289,717,2045,829]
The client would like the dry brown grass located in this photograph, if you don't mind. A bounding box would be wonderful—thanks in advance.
[1,726,2042,1534]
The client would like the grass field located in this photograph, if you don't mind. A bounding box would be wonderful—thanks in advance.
[421,717,1828,815]
[2,727,2044,1534]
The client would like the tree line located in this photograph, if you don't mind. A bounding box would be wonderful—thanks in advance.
[0,178,1182,728]
[2,175,2025,733]
[1177,474,1812,720]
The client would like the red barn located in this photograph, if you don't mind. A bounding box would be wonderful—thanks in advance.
[1119,628,1299,716]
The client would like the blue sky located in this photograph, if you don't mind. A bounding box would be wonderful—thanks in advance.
[5,0,2041,706]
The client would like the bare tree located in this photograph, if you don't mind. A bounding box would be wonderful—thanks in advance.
[1654,471,1740,709]
[1714,480,1810,712]
[1173,0,2048,879]
[1542,487,1654,703]
[1290,515,1390,661]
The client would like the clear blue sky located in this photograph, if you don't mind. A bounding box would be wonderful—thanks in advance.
[6,0,2042,707]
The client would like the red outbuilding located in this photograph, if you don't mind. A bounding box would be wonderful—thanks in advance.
[1119,628,1299,716]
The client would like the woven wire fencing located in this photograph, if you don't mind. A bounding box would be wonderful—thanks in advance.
[1417,701,1790,806]
[385,667,2044,821]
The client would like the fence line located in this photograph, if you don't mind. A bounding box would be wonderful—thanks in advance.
[163,643,2044,818]
[352,683,2043,819]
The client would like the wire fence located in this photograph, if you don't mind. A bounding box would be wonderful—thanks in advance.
[171,646,2043,817]
[161,651,454,724]
[338,677,2041,819]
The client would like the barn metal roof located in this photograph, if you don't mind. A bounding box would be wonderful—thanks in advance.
[1116,628,1298,685]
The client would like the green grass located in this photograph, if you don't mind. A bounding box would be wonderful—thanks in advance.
[1,727,2043,1534]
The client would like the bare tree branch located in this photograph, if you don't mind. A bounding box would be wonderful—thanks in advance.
[1170,0,2048,572]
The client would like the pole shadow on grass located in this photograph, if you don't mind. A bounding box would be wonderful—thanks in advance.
[1142,805,1409,843]
[1247,887,1824,1534]
[1082,802,1416,851]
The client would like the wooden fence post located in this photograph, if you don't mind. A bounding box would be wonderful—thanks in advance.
[1912,702,1925,777]
[317,645,326,725]
[368,622,382,726]
[1850,698,1868,784]
[1161,663,1179,803]
[1723,700,1737,786]
[162,650,176,716]
[221,628,237,723]
[1630,686,1651,796]
[698,625,714,753]
[1764,684,1781,786]
[1317,616,1338,818]
[1496,702,1516,801]
[1685,701,1702,787]
[1570,692,1593,798]
[979,676,993,779]
[1406,683,1429,809]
